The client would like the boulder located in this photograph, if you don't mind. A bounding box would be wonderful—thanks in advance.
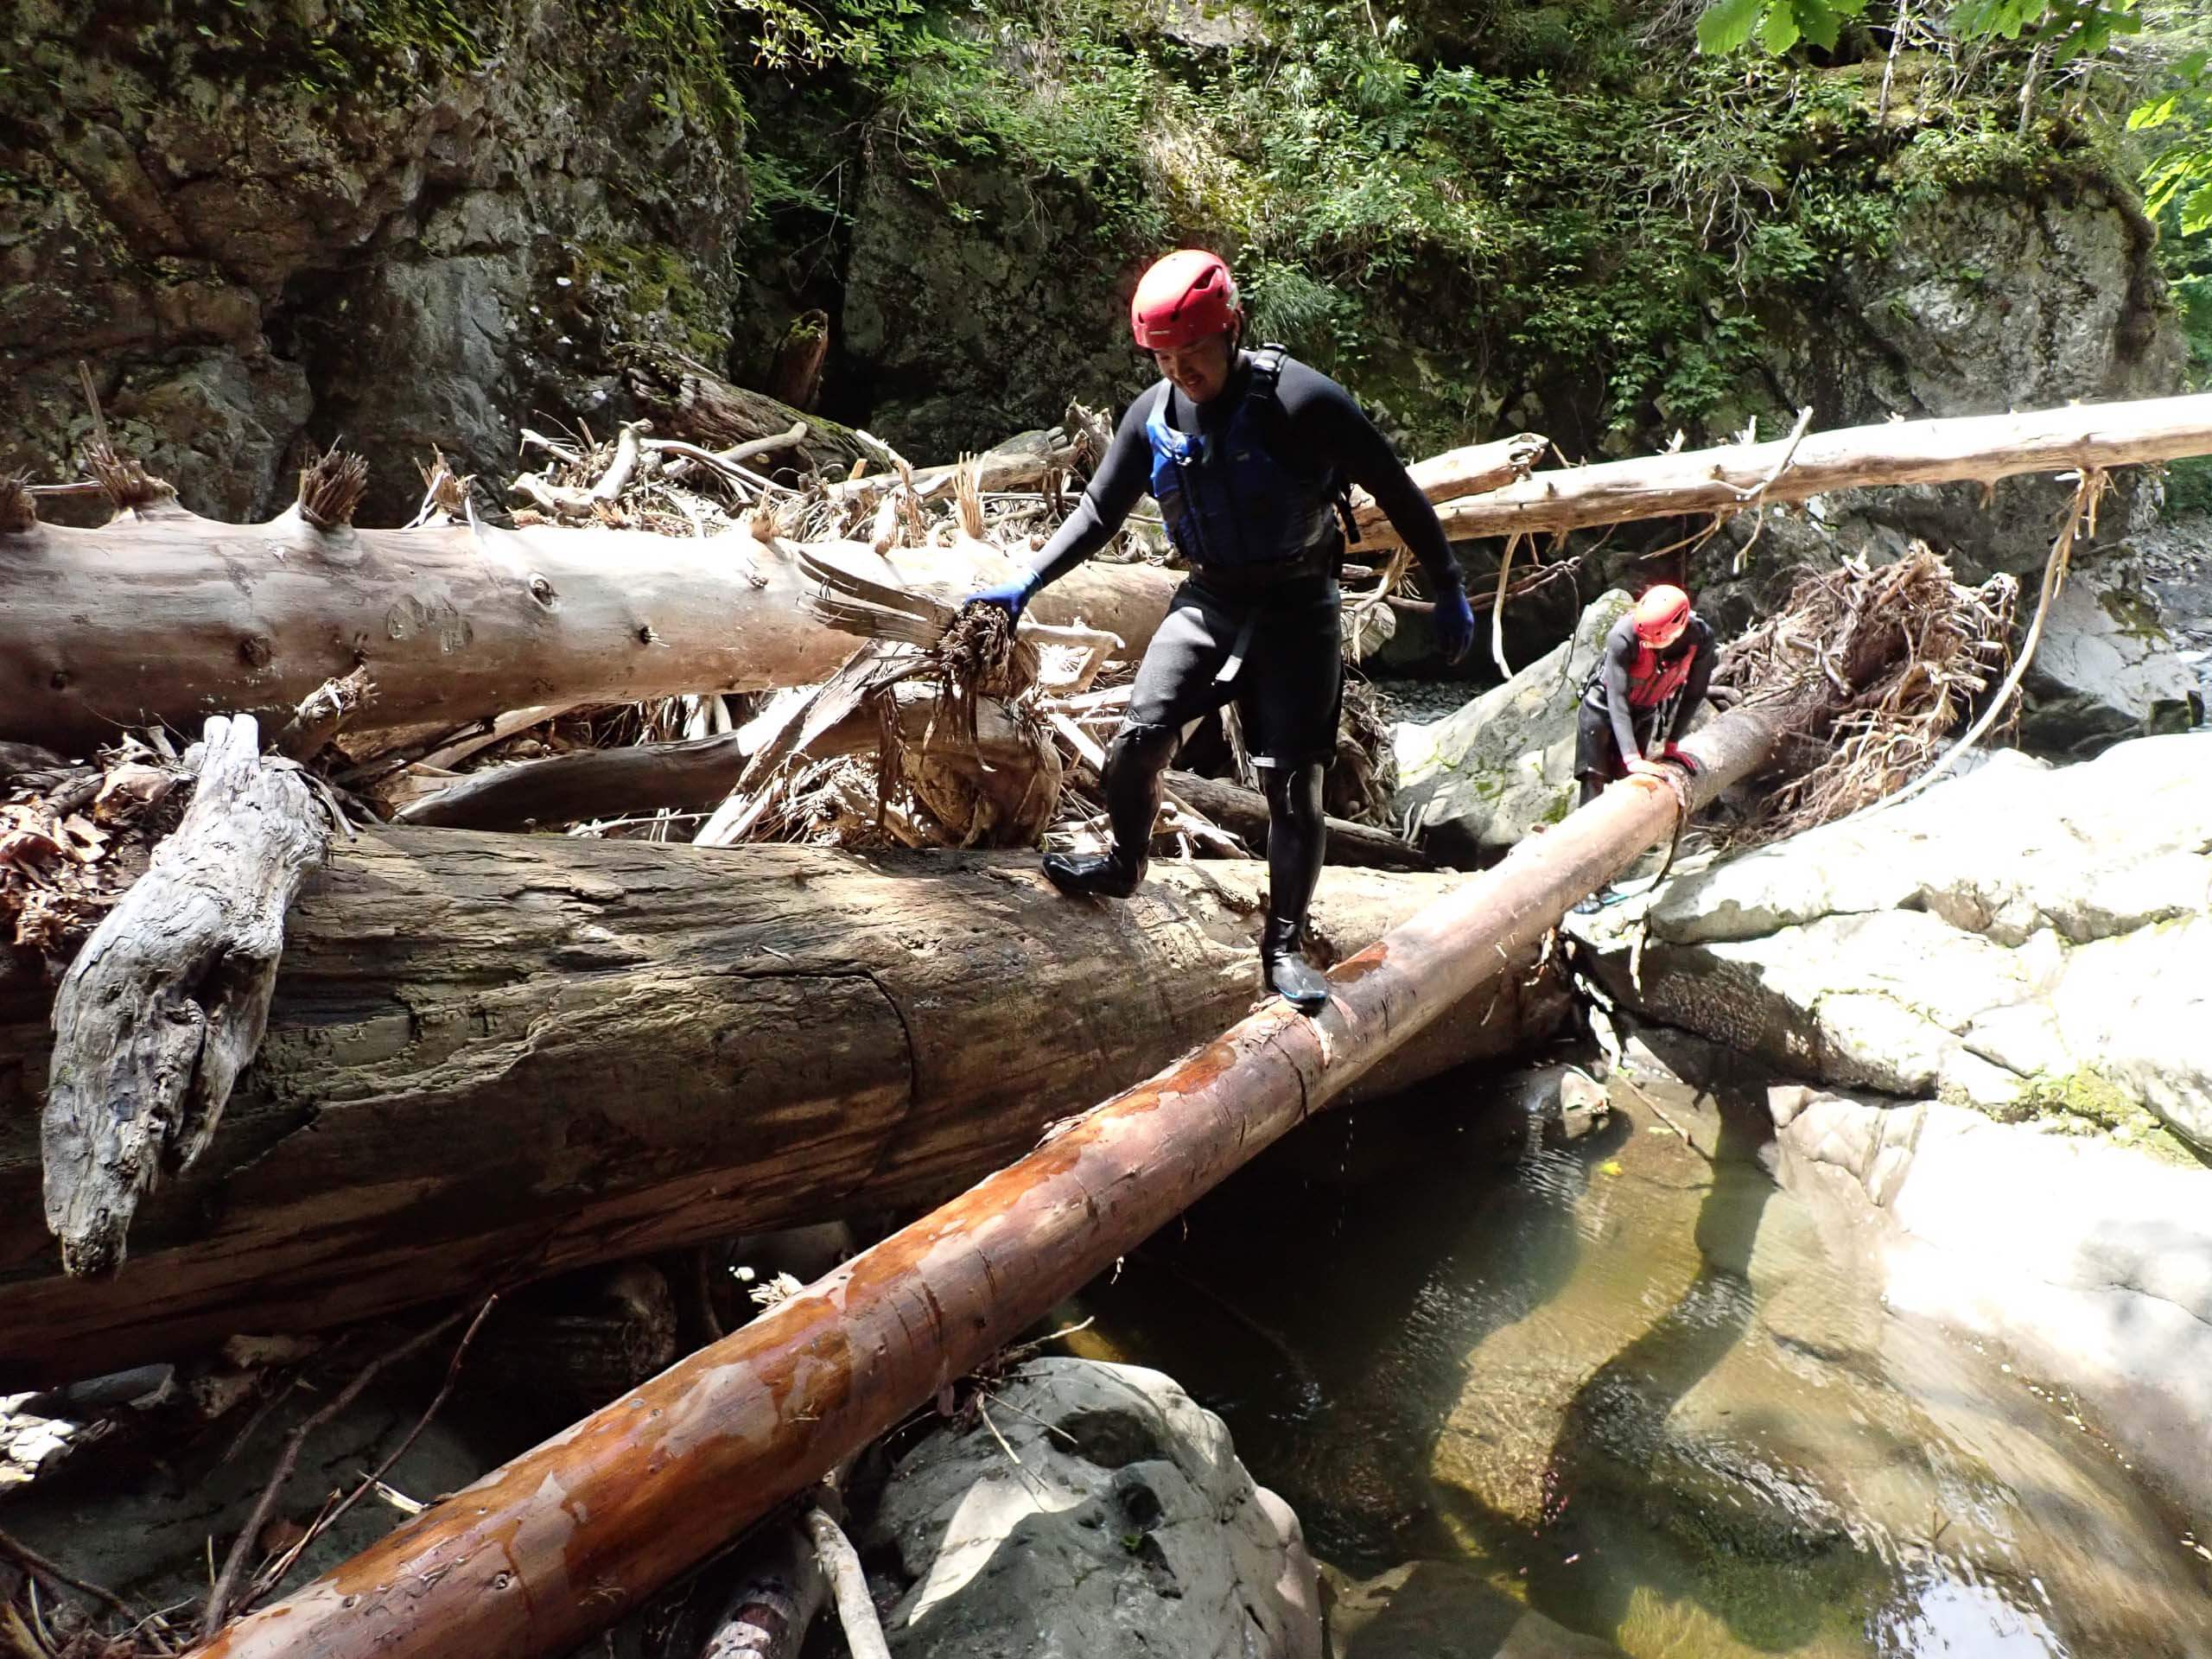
[858,1357,1322,1659]
[1392,591,1631,863]
[2019,557,2204,755]
[1573,735,2212,1150]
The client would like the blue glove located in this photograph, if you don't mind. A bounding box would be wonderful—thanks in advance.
[1433,584,1477,666]
[967,569,1041,622]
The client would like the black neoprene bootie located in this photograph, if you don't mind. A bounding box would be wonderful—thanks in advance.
[1262,914,1330,1014]
[1042,847,1146,899]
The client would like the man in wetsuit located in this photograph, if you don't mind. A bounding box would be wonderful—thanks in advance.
[969,248,1477,1014]
[1574,583,1716,810]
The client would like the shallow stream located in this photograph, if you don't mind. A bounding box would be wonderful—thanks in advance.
[1056,1061,2212,1658]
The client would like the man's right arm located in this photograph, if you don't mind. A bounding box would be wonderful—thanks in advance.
[1022,391,1159,591]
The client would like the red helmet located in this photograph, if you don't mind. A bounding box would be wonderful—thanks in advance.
[1130,250,1241,352]
[1633,584,1692,647]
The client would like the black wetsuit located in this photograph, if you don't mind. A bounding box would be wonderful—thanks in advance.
[1026,347,1463,1007]
[1574,611,1716,805]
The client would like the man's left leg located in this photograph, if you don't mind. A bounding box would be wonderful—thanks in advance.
[1243,585,1343,1015]
[1259,759,1330,1012]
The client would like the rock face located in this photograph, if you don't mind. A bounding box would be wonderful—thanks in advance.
[858,1357,1322,1659]
[1702,187,2186,609]
[1770,1080,2212,1532]
[0,0,747,524]
[2019,558,2205,754]
[1576,735,2212,1150]
[1392,591,1631,863]
[841,158,1147,465]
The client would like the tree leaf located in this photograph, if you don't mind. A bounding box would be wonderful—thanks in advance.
[1797,0,1844,50]
[1760,1,1802,51]
[2183,180,2212,239]
[1697,0,1769,54]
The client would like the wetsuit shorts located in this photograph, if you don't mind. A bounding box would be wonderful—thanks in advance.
[1124,572,1343,768]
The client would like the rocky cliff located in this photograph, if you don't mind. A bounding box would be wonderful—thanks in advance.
[1,0,746,524]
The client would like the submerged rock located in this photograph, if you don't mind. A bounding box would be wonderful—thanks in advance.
[1574,734,2212,1150]
[1770,1079,2212,1537]
[858,1357,1322,1659]
[1327,1560,1626,1656]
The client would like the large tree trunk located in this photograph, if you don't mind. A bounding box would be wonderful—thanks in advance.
[1431,392,2212,542]
[190,709,1783,1659]
[0,508,1177,757]
[0,838,1553,1388]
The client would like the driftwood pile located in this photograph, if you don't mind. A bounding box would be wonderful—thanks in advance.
[8,368,2212,1659]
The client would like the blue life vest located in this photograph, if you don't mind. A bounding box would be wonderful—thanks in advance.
[1144,345,1346,572]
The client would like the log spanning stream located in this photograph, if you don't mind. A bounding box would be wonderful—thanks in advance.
[1058,1060,2212,1659]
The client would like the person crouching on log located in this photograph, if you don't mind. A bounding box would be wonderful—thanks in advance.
[1575,582,1717,800]
[969,249,1477,1014]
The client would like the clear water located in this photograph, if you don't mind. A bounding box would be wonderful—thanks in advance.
[1052,1065,2212,1658]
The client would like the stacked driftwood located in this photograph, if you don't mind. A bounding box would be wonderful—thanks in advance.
[9,378,2212,1659]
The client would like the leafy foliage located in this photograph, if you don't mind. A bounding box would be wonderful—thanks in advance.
[2131,49,2212,236]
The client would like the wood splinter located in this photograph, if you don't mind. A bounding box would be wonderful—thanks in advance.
[293,440,371,531]
[0,472,34,533]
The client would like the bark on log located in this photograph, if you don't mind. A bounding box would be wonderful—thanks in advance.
[1431,392,2212,543]
[1350,433,1549,553]
[0,841,1554,1387]
[42,715,327,1281]
[1161,771,1432,871]
[766,312,831,414]
[189,710,1782,1659]
[0,512,1177,757]
[697,1522,826,1659]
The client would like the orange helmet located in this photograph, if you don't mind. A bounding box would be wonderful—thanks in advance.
[1633,584,1692,647]
[1130,250,1241,352]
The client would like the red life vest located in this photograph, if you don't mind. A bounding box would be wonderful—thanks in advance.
[1627,641,1697,709]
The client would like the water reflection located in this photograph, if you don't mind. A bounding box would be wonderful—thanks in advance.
[1053,1051,2212,1659]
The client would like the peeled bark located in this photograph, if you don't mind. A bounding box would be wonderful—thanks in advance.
[41,715,327,1281]
[1431,392,2212,542]
[191,710,1781,1659]
[0,839,1553,1388]
[0,512,1177,757]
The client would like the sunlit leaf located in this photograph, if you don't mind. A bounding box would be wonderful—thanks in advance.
[1697,0,1768,55]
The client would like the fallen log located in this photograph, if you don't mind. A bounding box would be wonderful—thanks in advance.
[190,709,1783,1659]
[0,841,1553,1387]
[1160,771,1432,871]
[42,715,328,1280]
[1431,392,2212,543]
[625,359,892,480]
[0,504,1177,756]
[1349,433,1548,553]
